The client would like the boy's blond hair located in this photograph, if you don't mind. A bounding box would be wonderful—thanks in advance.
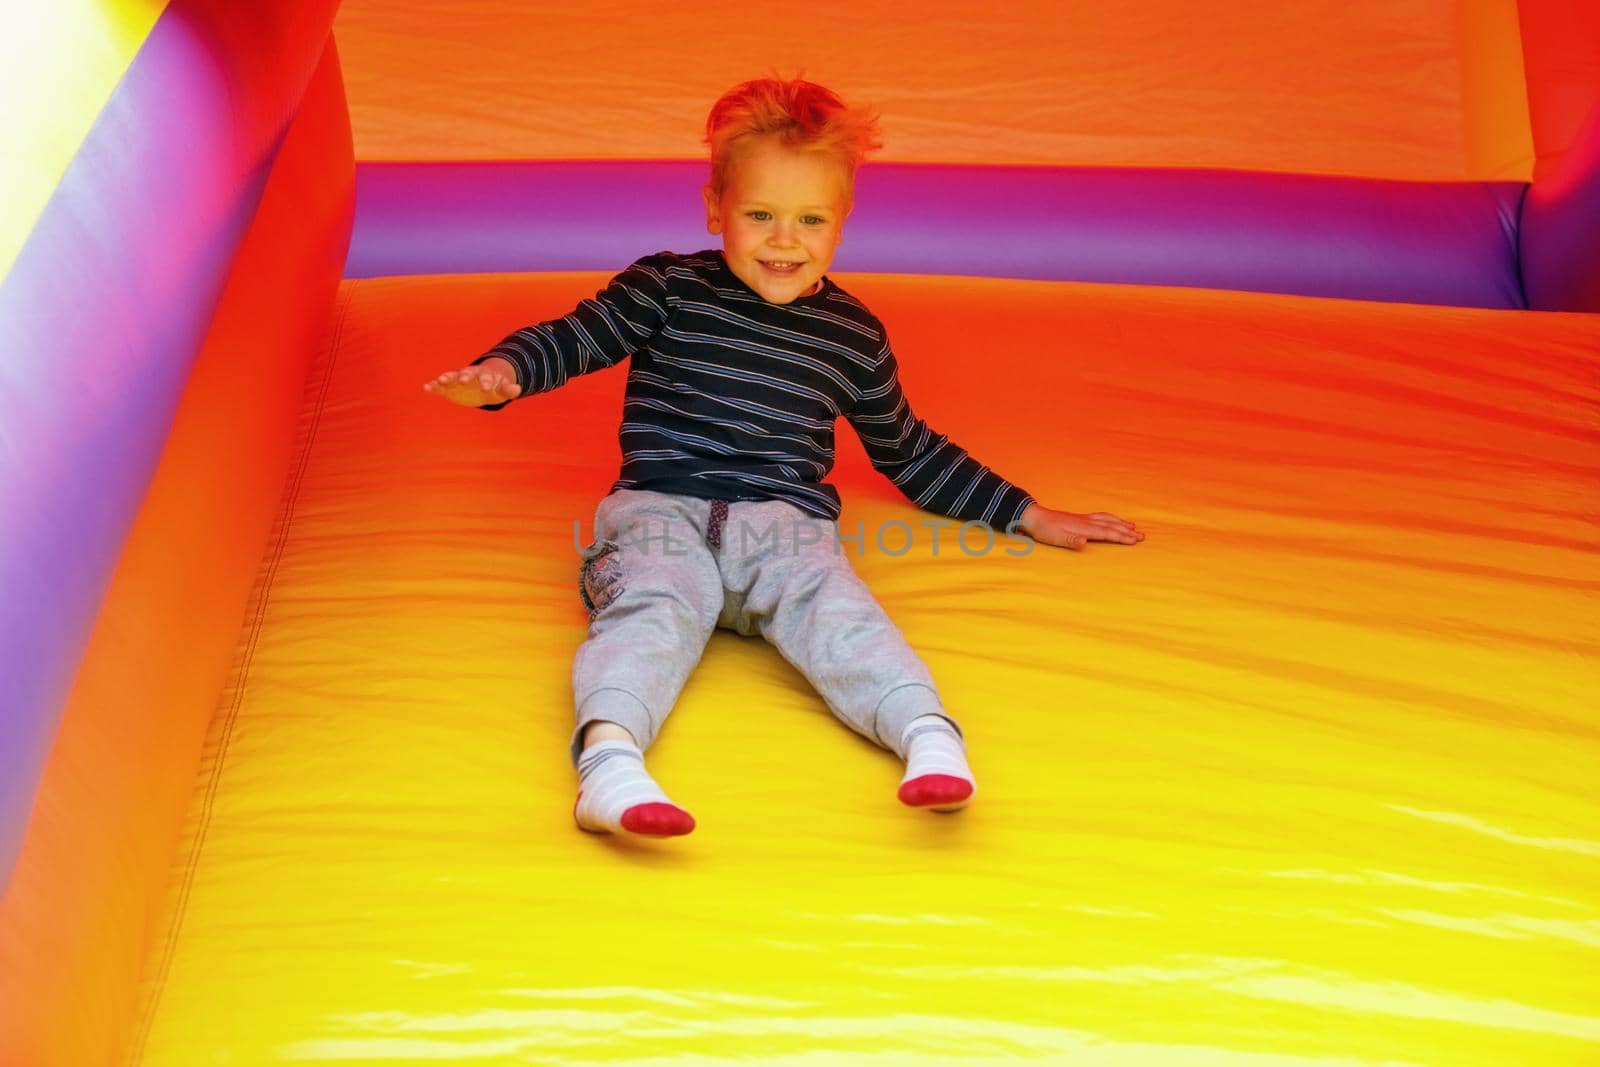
[704,77,882,205]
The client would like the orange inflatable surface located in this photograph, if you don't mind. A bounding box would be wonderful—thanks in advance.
[332,0,1534,180]
[124,269,1600,1065]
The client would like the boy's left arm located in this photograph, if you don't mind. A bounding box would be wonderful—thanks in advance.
[846,339,1143,552]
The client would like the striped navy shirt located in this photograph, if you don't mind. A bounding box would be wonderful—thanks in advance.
[473,249,1034,526]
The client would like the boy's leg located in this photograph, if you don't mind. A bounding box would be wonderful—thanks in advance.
[717,501,975,811]
[570,490,722,835]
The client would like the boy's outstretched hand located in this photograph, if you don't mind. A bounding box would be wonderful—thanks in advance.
[422,357,522,407]
[1017,503,1144,551]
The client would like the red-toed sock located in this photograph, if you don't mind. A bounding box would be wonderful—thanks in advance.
[573,740,695,836]
[897,715,976,812]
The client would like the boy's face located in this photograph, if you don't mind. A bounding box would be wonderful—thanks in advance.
[704,136,851,305]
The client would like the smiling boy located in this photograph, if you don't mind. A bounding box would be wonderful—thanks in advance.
[704,131,844,303]
[424,78,1143,838]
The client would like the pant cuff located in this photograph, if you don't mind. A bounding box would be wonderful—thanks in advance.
[873,684,950,758]
[572,688,656,766]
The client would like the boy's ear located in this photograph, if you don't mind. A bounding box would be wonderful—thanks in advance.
[703,185,723,235]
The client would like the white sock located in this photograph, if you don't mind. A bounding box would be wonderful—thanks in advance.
[897,714,977,811]
[573,740,695,836]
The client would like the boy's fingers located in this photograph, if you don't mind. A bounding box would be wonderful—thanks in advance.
[1080,524,1142,544]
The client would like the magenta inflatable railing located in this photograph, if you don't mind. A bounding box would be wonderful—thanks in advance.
[346,160,1532,310]
[343,94,1599,311]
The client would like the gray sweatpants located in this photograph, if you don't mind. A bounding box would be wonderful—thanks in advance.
[569,488,955,765]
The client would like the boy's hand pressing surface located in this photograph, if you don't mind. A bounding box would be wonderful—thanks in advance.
[423,357,522,407]
[1017,503,1144,551]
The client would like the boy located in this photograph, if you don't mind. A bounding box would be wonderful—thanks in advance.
[424,78,1143,838]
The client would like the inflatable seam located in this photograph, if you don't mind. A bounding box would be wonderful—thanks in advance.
[123,282,357,1067]
[1511,179,1533,309]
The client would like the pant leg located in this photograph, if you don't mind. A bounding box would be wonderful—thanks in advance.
[715,499,954,758]
[570,489,722,765]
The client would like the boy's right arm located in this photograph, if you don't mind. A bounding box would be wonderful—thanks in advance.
[423,253,679,410]
[422,356,522,407]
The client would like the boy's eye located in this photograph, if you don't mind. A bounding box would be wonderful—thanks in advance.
[743,211,827,224]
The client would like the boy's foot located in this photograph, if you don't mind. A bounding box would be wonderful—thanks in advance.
[574,740,696,836]
[897,714,976,812]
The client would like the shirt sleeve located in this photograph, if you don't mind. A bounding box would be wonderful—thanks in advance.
[470,252,677,411]
[845,331,1035,528]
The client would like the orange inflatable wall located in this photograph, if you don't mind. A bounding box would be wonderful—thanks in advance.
[1519,0,1600,176]
[333,0,1536,180]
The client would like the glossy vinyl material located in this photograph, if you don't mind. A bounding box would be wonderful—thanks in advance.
[1518,0,1600,179]
[345,161,1528,309]
[333,0,1534,182]
[0,0,167,281]
[1522,100,1600,312]
[130,270,1600,1066]
[0,0,341,892]
[0,37,354,1067]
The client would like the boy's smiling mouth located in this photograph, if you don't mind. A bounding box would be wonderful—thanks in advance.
[760,260,805,273]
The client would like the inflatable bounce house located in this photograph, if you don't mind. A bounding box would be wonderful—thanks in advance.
[4,2,1599,1063]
